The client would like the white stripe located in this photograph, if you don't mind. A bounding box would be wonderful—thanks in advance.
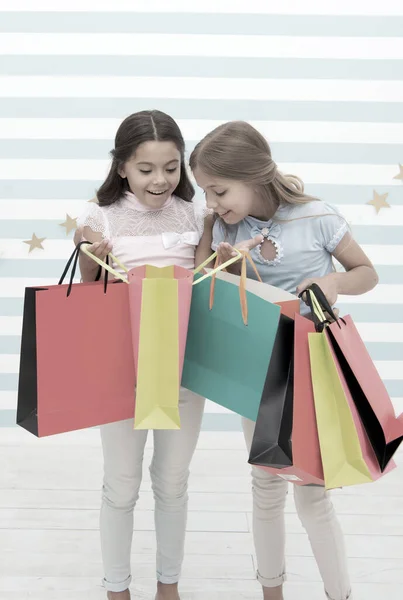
[1,77,403,102]
[2,354,402,378]
[0,316,22,335]
[1,280,402,304]
[3,119,403,145]
[2,316,403,343]
[0,391,17,410]
[339,285,403,304]
[0,160,400,186]
[0,200,88,220]
[354,323,403,343]
[334,205,403,227]
[0,278,74,297]
[360,246,403,266]
[2,33,403,60]
[1,239,402,267]
[2,200,403,227]
[2,0,403,16]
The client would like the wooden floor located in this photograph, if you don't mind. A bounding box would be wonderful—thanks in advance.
[0,428,402,600]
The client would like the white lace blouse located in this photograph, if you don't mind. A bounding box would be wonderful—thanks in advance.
[78,192,208,274]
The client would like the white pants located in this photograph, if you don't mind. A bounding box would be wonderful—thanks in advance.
[243,418,352,600]
[100,388,205,593]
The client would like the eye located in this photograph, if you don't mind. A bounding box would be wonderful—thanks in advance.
[140,169,152,174]
[216,191,226,197]
[166,167,178,173]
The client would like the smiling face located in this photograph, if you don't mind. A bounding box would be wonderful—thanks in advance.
[119,140,181,208]
[193,166,261,224]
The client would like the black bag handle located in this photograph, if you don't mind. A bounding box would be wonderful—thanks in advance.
[300,287,328,332]
[298,282,345,331]
[58,241,109,297]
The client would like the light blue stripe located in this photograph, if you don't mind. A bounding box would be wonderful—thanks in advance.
[0,220,401,245]
[337,304,403,322]
[1,12,403,36]
[0,261,402,285]
[1,181,403,206]
[3,56,403,80]
[3,140,403,165]
[1,335,402,360]
[0,99,402,122]
[376,267,403,286]
[0,299,24,316]
[0,337,21,354]
[0,408,242,431]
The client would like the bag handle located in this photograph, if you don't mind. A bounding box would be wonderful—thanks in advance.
[300,284,345,332]
[81,245,242,286]
[209,251,263,326]
[58,241,112,297]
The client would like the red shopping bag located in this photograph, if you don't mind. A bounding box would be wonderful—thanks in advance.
[17,243,135,437]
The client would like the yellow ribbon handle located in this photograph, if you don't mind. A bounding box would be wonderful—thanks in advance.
[307,289,327,324]
[80,245,129,284]
[209,250,262,326]
[192,249,242,285]
[81,246,242,287]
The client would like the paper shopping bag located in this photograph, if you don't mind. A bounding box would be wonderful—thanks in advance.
[308,329,373,489]
[182,256,288,421]
[307,283,403,471]
[248,314,294,468]
[250,313,325,485]
[17,244,136,437]
[128,265,193,430]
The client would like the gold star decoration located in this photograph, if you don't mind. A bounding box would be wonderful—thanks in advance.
[23,233,46,253]
[59,214,78,235]
[367,190,390,214]
[393,163,403,182]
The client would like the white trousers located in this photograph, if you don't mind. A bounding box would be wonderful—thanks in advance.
[243,418,352,600]
[100,389,205,593]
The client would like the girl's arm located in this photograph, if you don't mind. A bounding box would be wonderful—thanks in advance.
[297,232,379,304]
[195,214,215,268]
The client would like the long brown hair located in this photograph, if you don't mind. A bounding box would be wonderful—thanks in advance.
[189,120,317,215]
[97,110,194,206]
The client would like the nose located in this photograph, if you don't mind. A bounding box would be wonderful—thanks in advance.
[205,194,218,210]
[153,171,167,186]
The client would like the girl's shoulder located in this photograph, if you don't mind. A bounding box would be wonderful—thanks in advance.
[275,199,340,221]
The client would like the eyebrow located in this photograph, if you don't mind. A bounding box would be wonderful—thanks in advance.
[136,159,180,166]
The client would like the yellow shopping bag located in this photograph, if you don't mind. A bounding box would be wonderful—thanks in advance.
[308,293,372,489]
[81,246,241,430]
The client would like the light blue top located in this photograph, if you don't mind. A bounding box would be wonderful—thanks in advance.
[212,200,349,315]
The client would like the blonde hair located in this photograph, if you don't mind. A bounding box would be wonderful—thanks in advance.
[189,121,318,213]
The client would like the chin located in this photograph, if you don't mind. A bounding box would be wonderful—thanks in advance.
[221,212,241,225]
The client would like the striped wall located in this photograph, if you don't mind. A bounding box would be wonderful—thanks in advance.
[0,0,402,431]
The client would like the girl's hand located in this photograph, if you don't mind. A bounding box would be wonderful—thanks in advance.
[74,226,113,280]
[217,235,264,263]
[297,273,339,307]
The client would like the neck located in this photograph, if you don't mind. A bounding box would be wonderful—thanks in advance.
[249,193,279,221]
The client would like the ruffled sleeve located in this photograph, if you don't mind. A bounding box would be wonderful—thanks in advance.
[77,202,110,239]
[318,202,349,253]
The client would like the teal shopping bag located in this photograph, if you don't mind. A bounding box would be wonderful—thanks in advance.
[182,271,282,421]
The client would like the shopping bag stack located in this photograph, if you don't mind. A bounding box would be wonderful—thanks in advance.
[248,283,403,490]
[17,242,236,437]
